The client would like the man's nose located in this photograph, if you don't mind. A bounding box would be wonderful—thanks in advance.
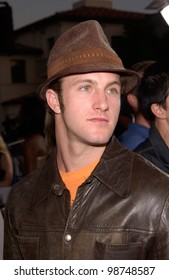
[92,90,109,112]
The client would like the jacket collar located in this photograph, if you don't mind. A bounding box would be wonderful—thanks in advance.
[91,137,133,197]
[30,137,133,207]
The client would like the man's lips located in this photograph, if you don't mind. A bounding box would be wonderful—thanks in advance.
[88,117,108,123]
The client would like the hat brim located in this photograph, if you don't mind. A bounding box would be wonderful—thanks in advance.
[38,63,140,100]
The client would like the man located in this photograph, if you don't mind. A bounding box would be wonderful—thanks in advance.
[118,61,155,150]
[134,60,169,174]
[3,20,169,260]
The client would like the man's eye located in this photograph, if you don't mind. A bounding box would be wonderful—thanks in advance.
[81,85,90,91]
[107,88,119,94]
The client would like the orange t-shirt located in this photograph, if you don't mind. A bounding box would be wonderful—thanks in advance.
[60,159,99,204]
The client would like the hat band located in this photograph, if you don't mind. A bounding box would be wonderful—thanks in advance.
[47,47,124,78]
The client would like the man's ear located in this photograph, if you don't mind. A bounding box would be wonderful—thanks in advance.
[127,93,138,109]
[46,89,61,114]
[151,103,166,119]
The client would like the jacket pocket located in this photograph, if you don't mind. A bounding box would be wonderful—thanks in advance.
[16,235,40,260]
[94,240,143,260]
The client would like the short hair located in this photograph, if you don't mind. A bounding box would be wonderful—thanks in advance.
[137,60,169,121]
[130,60,155,97]
[131,60,156,74]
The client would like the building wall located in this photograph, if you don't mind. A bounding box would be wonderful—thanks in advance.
[0,55,40,102]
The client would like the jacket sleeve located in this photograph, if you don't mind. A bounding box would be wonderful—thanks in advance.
[148,194,169,259]
[3,205,23,260]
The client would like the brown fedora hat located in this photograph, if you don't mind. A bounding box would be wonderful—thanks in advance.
[38,20,140,99]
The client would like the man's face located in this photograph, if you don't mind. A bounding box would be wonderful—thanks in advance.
[55,72,121,147]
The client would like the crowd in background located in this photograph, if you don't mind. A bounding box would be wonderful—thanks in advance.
[0,95,47,187]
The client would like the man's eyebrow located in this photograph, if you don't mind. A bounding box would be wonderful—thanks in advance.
[72,79,121,87]
[72,79,97,86]
[106,81,121,87]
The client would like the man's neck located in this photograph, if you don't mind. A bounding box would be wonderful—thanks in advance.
[134,114,150,128]
[56,141,105,172]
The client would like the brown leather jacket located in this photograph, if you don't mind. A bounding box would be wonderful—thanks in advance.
[3,137,169,259]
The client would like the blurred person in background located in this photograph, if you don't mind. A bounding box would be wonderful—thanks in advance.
[118,60,155,150]
[0,135,13,187]
[19,95,47,174]
[114,94,132,137]
[135,60,169,174]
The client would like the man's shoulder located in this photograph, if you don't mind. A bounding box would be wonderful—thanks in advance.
[132,149,169,186]
[7,169,41,204]
[6,151,57,208]
[107,138,169,187]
